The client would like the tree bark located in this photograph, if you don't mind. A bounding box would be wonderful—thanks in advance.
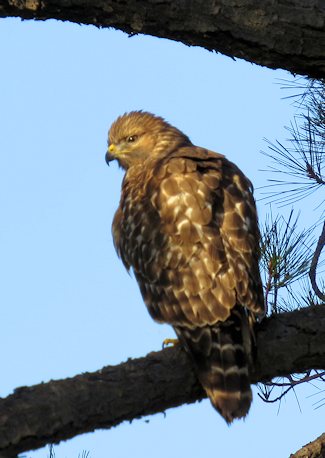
[290,433,325,458]
[0,0,324,78]
[0,305,324,457]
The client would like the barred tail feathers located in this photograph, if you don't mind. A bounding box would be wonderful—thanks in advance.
[175,308,253,423]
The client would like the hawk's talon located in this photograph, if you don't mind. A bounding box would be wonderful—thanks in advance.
[162,338,179,349]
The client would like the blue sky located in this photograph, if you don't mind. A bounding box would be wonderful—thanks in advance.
[0,17,323,458]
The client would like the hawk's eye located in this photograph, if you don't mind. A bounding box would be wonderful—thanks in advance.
[127,135,138,143]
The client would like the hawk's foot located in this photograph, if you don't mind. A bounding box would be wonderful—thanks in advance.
[162,338,179,349]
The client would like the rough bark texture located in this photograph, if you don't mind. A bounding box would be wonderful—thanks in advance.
[0,0,324,78]
[290,433,325,458]
[0,305,324,457]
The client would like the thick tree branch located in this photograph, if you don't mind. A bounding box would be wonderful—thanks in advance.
[290,433,325,458]
[0,305,325,457]
[0,0,324,78]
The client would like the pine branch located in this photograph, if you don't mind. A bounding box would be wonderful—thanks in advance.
[260,79,325,208]
[309,221,325,301]
[260,210,315,314]
[0,0,324,78]
[0,305,325,457]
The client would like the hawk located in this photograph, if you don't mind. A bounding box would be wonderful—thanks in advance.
[106,111,265,423]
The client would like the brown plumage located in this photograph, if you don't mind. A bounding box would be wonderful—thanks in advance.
[106,111,265,423]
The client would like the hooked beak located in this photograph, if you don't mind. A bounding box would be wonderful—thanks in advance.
[105,144,116,166]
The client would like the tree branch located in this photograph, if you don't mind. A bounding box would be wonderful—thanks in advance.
[0,305,325,457]
[309,221,325,301]
[290,432,325,458]
[0,0,324,78]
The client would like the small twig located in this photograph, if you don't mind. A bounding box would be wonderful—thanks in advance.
[258,384,293,403]
[264,261,273,315]
[309,221,325,301]
[258,371,325,404]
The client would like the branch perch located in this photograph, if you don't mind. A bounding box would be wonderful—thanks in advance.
[290,433,325,458]
[0,0,324,78]
[0,305,325,457]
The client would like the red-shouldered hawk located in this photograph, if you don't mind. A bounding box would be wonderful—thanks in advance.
[106,111,265,423]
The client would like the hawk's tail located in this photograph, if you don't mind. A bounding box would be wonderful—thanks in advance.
[175,307,253,423]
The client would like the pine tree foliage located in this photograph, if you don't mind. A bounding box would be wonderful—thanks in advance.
[260,79,325,207]
[258,78,325,405]
[260,210,316,314]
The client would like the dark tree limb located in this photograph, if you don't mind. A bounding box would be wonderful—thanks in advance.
[0,0,325,78]
[0,305,325,457]
[290,432,325,458]
[309,221,325,301]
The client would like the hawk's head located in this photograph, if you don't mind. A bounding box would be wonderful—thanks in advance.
[106,111,191,170]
